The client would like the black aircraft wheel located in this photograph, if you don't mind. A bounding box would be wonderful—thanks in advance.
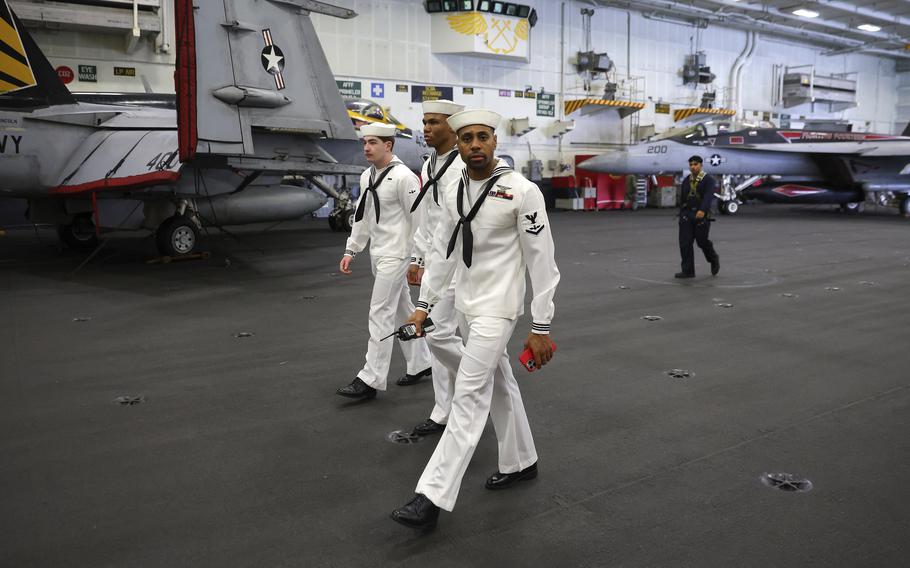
[725,201,739,214]
[328,213,339,231]
[899,197,910,217]
[156,215,199,257]
[843,202,864,214]
[57,214,99,250]
[339,209,354,232]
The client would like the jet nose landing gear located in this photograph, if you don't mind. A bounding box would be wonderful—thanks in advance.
[156,215,200,257]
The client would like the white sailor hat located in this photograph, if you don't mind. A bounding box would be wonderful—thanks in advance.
[422,99,464,116]
[446,109,501,133]
[360,122,397,138]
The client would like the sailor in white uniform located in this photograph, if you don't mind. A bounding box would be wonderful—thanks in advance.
[336,122,432,400]
[401,100,467,438]
[390,109,560,529]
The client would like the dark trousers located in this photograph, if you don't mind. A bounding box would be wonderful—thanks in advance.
[678,212,718,275]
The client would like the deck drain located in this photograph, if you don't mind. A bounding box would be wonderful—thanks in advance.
[715,303,734,308]
[825,286,841,292]
[859,281,876,287]
[72,316,93,322]
[618,285,630,290]
[665,369,693,379]
[641,315,663,321]
[386,430,420,445]
[234,332,255,338]
[114,396,145,406]
[760,472,813,493]
[299,295,318,300]
[781,293,798,298]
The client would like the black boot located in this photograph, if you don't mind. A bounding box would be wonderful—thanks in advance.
[411,418,445,436]
[335,378,376,400]
[674,272,695,279]
[485,462,538,490]
[396,367,431,386]
[711,255,720,276]
[390,494,440,530]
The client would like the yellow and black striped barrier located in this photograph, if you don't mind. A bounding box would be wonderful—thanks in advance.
[673,107,736,122]
[564,98,646,116]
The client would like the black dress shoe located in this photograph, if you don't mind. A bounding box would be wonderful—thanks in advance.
[335,377,376,399]
[390,494,439,530]
[674,272,695,279]
[411,418,445,436]
[711,255,720,276]
[396,367,431,386]
[485,462,538,490]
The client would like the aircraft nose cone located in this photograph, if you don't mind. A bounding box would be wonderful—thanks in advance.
[579,150,626,173]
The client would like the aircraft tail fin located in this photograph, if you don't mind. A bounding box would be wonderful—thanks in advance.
[175,0,359,170]
[0,0,75,109]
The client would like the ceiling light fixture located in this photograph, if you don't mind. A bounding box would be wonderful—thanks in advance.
[792,8,819,18]
[857,23,881,32]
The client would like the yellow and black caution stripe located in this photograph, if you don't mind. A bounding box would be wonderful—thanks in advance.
[0,0,36,95]
[672,107,736,122]
[564,98,646,115]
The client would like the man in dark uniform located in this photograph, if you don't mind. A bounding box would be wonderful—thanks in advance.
[676,155,720,279]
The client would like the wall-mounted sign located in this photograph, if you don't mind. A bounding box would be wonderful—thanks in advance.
[463,87,474,95]
[336,80,361,98]
[56,66,74,84]
[514,91,524,98]
[113,66,136,77]
[499,89,511,97]
[536,93,555,117]
[523,91,536,99]
[780,113,791,128]
[411,85,454,103]
[78,64,97,82]
[431,12,530,62]
[370,82,384,98]
[396,84,409,93]
[655,102,670,114]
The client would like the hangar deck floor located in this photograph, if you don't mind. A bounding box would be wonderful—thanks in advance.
[1,206,908,568]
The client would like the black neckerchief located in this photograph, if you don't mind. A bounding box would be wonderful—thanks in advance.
[354,160,401,223]
[446,163,512,268]
[410,149,459,213]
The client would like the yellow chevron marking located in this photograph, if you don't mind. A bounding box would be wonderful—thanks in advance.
[0,50,34,84]
[0,77,20,91]
[0,16,27,58]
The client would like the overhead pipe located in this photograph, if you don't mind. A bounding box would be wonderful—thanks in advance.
[597,0,910,59]
[735,31,757,116]
[728,31,753,109]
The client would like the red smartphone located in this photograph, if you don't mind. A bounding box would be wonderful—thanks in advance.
[519,340,556,372]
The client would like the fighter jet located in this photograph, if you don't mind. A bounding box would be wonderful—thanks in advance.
[0,0,365,256]
[579,121,910,216]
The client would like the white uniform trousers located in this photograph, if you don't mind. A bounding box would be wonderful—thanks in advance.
[357,256,432,391]
[415,313,538,511]
[425,281,462,425]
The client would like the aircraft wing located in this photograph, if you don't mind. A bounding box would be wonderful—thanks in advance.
[49,130,181,195]
[735,141,910,157]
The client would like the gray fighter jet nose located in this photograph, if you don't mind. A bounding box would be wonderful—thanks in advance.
[579,150,626,173]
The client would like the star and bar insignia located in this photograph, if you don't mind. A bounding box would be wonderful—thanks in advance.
[260,29,286,90]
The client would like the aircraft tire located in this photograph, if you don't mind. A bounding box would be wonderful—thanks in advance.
[57,214,99,250]
[843,202,864,214]
[328,213,339,231]
[156,215,199,257]
[725,201,739,214]
[339,209,354,233]
[899,196,910,217]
